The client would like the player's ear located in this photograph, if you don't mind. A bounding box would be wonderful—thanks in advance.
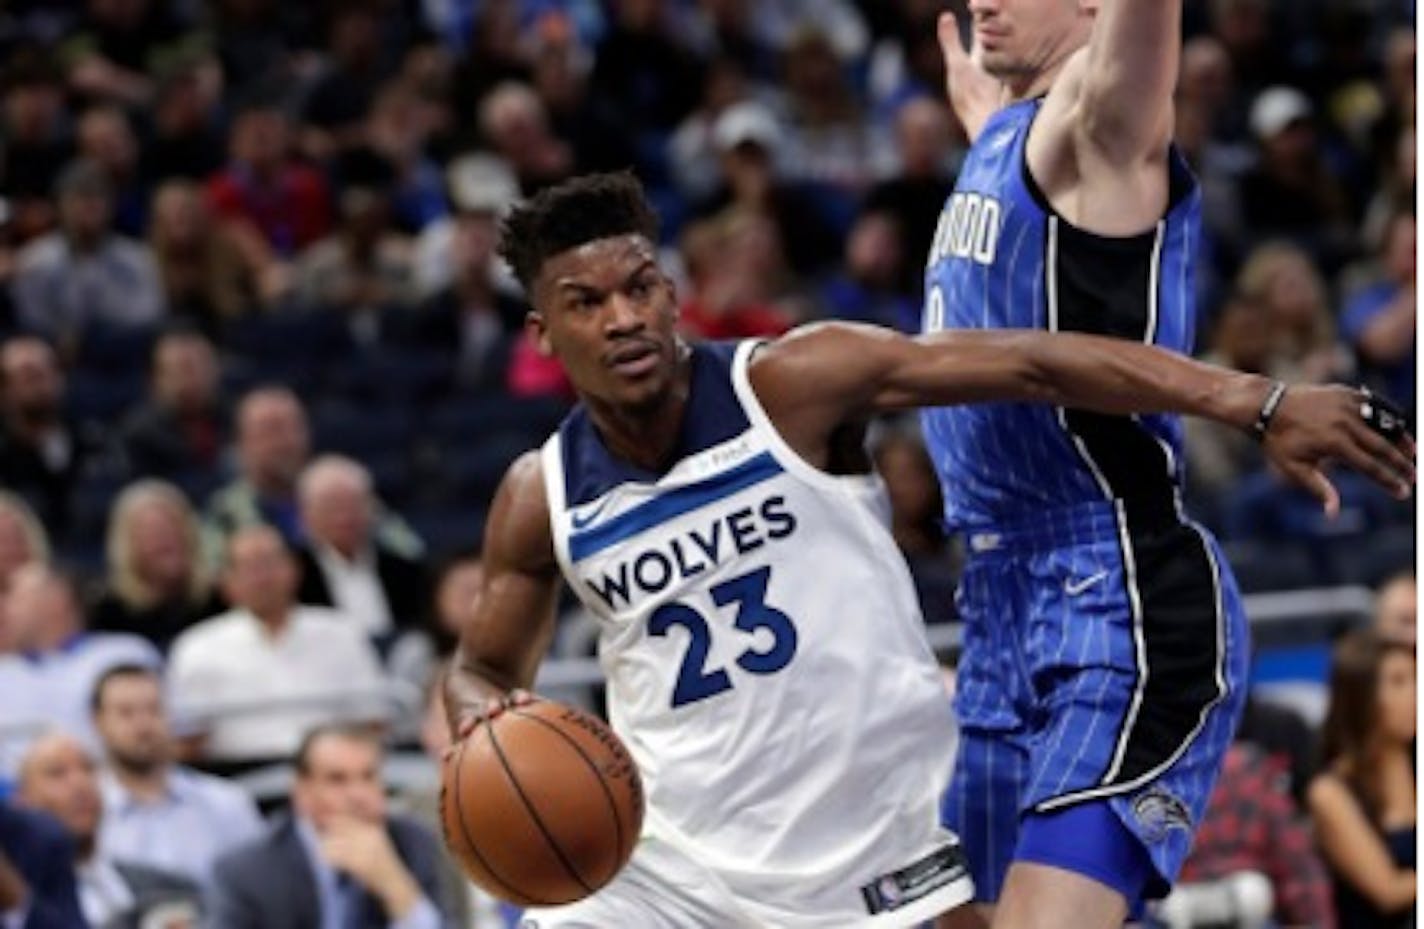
[525,311,554,357]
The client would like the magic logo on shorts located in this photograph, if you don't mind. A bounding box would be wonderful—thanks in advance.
[1130,787,1192,843]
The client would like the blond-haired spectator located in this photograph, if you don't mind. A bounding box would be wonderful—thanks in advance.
[148,180,267,329]
[91,480,224,653]
[0,491,49,600]
[1236,241,1351,384]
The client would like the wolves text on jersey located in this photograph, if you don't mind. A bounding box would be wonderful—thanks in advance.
[928,191,1003,269]
[582,495,798,611]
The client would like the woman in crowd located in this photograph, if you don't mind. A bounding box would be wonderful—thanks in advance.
[0,491,48,599]
[1309,629,1417,927]
[91,480,223,652]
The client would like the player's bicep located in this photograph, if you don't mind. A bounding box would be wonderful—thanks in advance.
[456,452,562,691]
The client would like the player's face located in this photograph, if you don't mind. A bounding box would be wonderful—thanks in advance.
[966,0,1095,79]
[528,235,680,413]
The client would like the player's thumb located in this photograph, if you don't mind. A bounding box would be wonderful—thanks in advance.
[938,11,968,68]
[1298,466,1341,519]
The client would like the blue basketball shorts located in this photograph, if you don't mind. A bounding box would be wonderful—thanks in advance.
[940,502,1250,905]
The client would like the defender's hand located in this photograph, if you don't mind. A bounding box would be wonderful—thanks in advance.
[938,10,1000,142]
[1262,385,1415,516]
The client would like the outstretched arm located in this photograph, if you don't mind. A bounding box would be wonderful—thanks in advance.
[444,452,562,738]
[752,323,1414,514]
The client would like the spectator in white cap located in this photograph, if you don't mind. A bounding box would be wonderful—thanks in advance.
[413,152,521,299]
[1239,86,1354,265]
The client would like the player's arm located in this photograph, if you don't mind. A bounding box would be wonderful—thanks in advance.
[1072,0,1179,163]
[752,322,1414,512]
[444,452,562,738]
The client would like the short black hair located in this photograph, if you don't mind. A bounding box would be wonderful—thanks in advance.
[294,723,384,776]
[498,171,659,293]
[91,663,161,714]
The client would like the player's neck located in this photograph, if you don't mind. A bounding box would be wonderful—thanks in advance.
[586,358,692,473]
[1004,43,1080,102]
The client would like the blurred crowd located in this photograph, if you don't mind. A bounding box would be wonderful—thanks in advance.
[0,0,1414,927]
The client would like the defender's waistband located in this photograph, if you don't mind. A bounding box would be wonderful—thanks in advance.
[958,499,1183,557]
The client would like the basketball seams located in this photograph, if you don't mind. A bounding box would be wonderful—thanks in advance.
[486,718,599,895]
[507,707,629,871]
[448,727,552,907]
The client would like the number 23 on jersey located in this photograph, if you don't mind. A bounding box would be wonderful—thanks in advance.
[648,566,798,708]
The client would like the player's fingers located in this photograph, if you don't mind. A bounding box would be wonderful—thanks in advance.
[506,688,538,708]
[1344,418,1415,495]
[938,11,969,72]
[1292,464,1340,518]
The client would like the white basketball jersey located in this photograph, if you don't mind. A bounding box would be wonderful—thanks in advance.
[540,340,962,923]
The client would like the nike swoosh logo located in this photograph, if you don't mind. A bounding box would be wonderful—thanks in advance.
[570,496,614,531]
[1064,571,1110,597]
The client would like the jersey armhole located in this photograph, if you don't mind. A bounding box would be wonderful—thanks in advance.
[730,339,882,499]
[539,435,577,587]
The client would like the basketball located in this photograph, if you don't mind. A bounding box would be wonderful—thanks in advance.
[440,699,645,907]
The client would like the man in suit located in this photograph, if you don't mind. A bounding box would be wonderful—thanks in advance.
[14,733,201,929]
[0,800,86,929]
[208,724,454,929]
[294,456,428,655]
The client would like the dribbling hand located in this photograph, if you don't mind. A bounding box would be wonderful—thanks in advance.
[1260,384,1415,516]
[453,689,538,743]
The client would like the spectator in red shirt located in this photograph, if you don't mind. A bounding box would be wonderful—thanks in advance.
[205,102,332,259]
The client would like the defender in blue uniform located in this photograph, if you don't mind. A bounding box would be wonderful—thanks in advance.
[922,1,1409,925]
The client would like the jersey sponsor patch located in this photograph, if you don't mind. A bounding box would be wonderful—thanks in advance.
[860,841,970,915]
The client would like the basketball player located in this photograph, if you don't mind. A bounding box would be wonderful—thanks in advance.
[444,173,1411,929]
[921,2,1402,927]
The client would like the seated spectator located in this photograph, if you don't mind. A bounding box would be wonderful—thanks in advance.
[1235,240,1351,385]
[0,492,48,600]
[864,96,959,297]
[1239,87,1355,269]
[0,565,160,776]
[147,182,268,334]
[1341,208,1415,416]
[1183,293,1272,500]
[15,733,201,929]
[117,328,229,481]
[677,211,797,339]
[412,152,521,300]
[10,159,165,343]
[207,724,455,929]
[58,0,208,109]
[871,423,958,623]
[387,554,482,703]
[295,456,428,653]
[477,81,573,196]
[1308,630,1416,927]
[1373,571,1416,647]
[818,210,917,333]
[0,337,100,542]
[167,526,388,764]
[204,386,424,562]
[205,102,332,259]
[0,799,86,929]
[141,63,225,184]
[294,150,418,339]
[0,54,73,242]
[412,157,526,391]
[364,81,449,234]
[91,481,224,653]
[1165,742,1335,928]
[92,665,262,884]
[297,6,389,163]
[73,105,148,237]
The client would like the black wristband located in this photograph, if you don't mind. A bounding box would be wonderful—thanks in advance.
[1252,381,1288,440]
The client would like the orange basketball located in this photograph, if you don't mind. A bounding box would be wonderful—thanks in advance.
[440,699,644,907]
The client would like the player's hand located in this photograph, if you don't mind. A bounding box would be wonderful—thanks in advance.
[938,9,1000,143]
[448,688,538,748]
[1262,384,1415,516]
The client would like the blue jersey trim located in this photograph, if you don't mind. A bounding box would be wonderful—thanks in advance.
[568,451,783,562]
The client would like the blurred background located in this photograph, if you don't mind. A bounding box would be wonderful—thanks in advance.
[0,0,1414,927]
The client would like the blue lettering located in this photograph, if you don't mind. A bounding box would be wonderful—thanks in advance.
[726,507,764,554]
[760,495,796,539]
[586,564,631,610]
[634,550,673,592]
[669,538,707,579]
[690,522,723,564]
